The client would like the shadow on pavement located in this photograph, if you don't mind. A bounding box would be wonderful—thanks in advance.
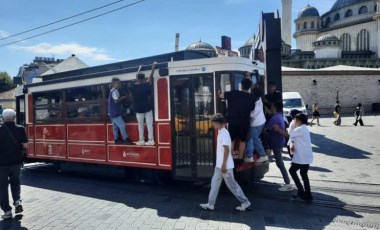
[310,132,372,159]
[0,215,28,230]
[309,166,333,173]
[5,166,365,230]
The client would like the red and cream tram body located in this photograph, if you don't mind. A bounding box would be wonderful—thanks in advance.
[16,51,268,181]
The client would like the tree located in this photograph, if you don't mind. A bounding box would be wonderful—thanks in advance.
[0,71,14,93]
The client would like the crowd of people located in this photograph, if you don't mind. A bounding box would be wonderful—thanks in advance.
[200,76,314,212]
[108,62,157,146]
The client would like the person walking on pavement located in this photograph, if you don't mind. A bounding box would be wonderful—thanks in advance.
[274,113,314,202]
[353,103,364,126]
[108,77,133,145]
[0,109,28,219]
[265,102,293,192]
[310,103,320,126]
[129,62,157,146]
[200,114,251,212]
[333,100,341,126]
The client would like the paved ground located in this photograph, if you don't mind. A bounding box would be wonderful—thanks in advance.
[0,116,379,230]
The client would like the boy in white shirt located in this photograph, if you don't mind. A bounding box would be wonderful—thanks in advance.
[274,113,313,202]
[200,114,251,211]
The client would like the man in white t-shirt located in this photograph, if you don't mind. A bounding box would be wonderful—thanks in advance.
[200,114,251,212]
[245,86,267,163]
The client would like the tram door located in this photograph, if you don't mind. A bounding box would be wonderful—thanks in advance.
[171,74,215,179]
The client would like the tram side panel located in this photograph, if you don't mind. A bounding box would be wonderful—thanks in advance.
[26,94,35,158]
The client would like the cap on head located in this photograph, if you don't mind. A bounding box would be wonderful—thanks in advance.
[290,109,301,118]
[2,109,16,122]
[112,77,120,83]
[211,113,226,124]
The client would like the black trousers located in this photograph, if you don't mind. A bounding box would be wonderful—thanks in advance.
[289,163,311,197]
[354,117,364,126]
[0,164,21,212]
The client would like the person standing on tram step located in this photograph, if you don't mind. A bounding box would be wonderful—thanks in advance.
[274,113,313,202]
[218,78,256,165]
[245,84,268,163]
[200,114,251,212]
[333,100,341,126]
[265,102,294,192]
[129,62,157,146]
[353,103,364,126]
[263,81,282,155]
[0,109,27,220]
[108,77,133,145]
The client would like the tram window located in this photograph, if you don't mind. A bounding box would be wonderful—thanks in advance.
[65,85,103,122]
[34,91,63,123]
[216,72,251,115]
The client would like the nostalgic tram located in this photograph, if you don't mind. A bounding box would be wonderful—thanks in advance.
[15,51,269,181]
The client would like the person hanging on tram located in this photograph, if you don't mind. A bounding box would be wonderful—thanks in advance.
[129,62,157,146]
[218,78,256,166]
[108,77,133,145]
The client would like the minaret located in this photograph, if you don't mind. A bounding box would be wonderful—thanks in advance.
[281,0,292,46]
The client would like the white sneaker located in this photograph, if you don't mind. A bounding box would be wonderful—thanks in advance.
[279,184,294,192]
[1,210,12,220]
[255,156,269,163]
[236,201,251,211]
[136,140,145,146]
[145,140,155,146]
[244,157,254,163]
[200,203,214,211]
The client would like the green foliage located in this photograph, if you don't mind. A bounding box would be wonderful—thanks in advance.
[0,71,14,93]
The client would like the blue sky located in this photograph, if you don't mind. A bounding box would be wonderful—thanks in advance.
[0,0,332,77]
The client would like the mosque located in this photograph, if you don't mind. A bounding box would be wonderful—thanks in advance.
[240,0,380,69]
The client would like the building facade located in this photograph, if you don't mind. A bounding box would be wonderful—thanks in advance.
[283,0,380,69]
[282,65,380,114]
[239,0,380,69]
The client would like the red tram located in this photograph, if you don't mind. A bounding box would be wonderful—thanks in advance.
[15,51,269,181]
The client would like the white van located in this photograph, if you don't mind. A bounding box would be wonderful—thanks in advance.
[282,92,308,121]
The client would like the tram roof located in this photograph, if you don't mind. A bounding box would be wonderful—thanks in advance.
[28,50,212,88]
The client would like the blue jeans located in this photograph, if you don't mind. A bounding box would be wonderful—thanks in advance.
[111,116,128,141]
[0,164,21,212]
[245,124,266,158]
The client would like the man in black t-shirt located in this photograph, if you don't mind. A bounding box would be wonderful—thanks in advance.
[129,62,157,146]
[218,78,256,162]
[0,109,27,220]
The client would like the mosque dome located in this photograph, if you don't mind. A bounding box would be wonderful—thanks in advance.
[297,5,320,18]
[316,34,339,42]
[242,36,254,47]
[330,0,366,11]
[186,41,215,51]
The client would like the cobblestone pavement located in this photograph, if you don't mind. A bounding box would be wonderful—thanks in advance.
[0,116,379,230]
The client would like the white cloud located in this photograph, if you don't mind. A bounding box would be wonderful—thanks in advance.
[12,42,118,61]
[0,30,10,38]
